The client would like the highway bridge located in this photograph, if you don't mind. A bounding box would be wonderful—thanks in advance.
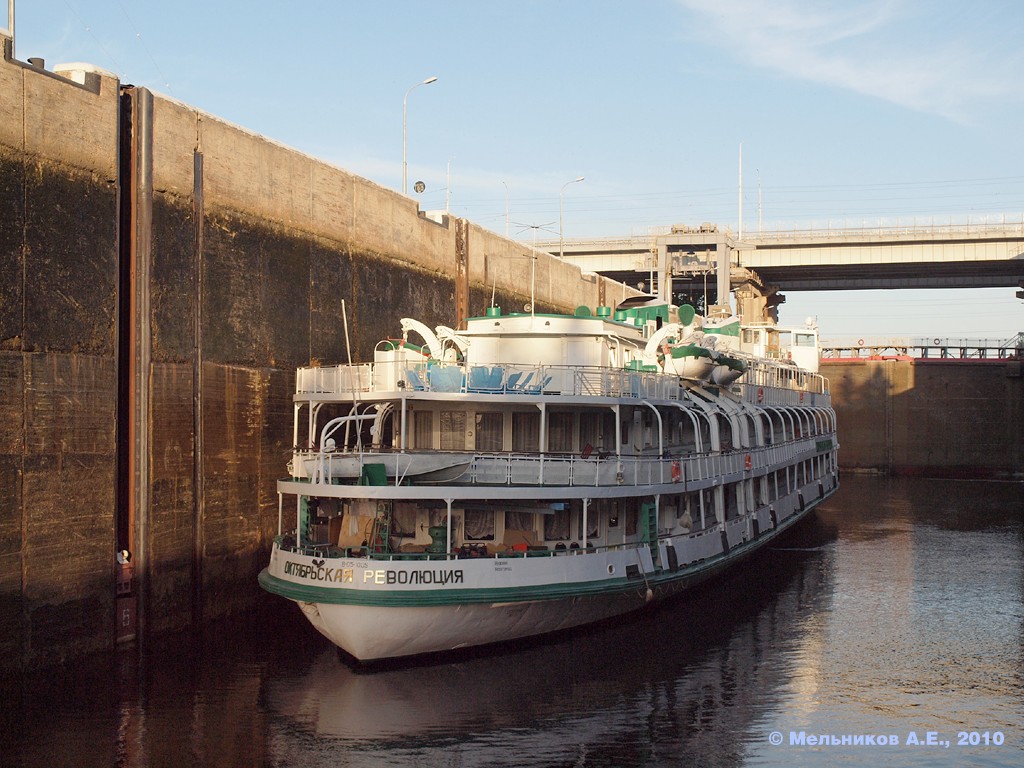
[537,219,1024,323]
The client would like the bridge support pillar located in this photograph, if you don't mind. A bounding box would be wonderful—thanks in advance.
[732,269,784,324]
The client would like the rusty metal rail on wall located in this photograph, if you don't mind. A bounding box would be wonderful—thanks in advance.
[821,333,1023,360]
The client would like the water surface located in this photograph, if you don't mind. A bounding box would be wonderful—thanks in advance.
[2,476,1021,767]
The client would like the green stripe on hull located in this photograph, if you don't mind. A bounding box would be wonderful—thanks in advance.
[258,568,647,607]
[258,490,831,610]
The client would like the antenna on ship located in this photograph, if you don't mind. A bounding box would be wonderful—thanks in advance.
[340,299,361,449]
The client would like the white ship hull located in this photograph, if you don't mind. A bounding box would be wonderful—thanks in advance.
[260,475,835,661]
[260,303,840,663]
[298,591,645,661]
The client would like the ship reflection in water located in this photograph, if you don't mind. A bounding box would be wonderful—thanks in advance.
[263,518,831,765]
[2,476,1021,767]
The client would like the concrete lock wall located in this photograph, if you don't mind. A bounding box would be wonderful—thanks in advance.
[821,359,1023,478]
[0,47,634,669]
[0,52,122,669]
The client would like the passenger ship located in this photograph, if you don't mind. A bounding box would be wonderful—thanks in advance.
[258,299,839,662]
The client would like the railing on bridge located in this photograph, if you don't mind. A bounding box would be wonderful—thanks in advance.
[542,214,1024,250]
[734,215,1024,243]
[821,333,1023,360]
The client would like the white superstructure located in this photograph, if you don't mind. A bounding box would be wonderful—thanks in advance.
[260,301,839,662]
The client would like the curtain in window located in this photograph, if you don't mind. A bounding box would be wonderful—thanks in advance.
[440,411,466,450]
[392,503,418,537]
[464,509,495,540]
[414,411,433,450]
[512,412,539,452]
[579,412,601,454]
[475,412,503,451]
[544,509,570,540]
[548,412,573,452]
[505,510,533,533]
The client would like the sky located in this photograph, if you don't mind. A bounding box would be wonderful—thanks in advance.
[9,0,1024,343]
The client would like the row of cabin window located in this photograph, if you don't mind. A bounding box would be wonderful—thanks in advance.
[460,500,640,543]
[413,410,618,453]
[411,409,707,453]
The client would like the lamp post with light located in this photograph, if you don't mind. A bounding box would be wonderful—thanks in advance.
[403,76,438,194]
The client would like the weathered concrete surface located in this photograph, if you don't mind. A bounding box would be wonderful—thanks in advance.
[0,54,121,668]
[822,359,1023,478]
[0,45,635,671]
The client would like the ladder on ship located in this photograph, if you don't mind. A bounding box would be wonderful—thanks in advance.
[641,500,659,568]
[366,501,393,553]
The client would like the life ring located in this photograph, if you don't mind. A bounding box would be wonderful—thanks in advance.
[744,454,752,470]
[670,461,681,482]
[933,338,940,345]
[857,338,864,346]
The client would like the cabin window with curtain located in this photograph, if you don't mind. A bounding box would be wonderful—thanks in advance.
[578,412,601,455]
[544,508,571,540]
[413,411,433,450]
[440,411,466,450]
[504,510,534,535]
[547,412,573,453]
[464,509,495,540]
[577,507,599,540]
[475,412,503,451]
[701,488,717,525]
[626,502,638,535]
[392,502,418,537]
[512,411,540,453]
[607,499,621,528]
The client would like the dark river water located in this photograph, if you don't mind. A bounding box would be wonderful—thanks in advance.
[2,475,1021,767]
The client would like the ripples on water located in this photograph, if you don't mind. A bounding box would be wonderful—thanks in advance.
[1,476,1021,767]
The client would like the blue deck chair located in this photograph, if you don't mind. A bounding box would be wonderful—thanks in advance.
[523,374,552,394]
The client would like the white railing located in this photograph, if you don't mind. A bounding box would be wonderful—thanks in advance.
[292,436,829,490]
[295,359,827,402]
[296,363,373,394]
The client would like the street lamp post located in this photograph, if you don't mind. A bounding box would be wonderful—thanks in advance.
[403,76,438,195]
[558,176,584,259]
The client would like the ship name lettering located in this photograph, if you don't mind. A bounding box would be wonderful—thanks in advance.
[284,561,352,583]
[362,569,465,586]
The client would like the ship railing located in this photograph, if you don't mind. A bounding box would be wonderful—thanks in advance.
[469,444,797,487]
[287,431,833,489]
[296,363,374,394]
[294,359,828,403]
[427,361,687,399]
[275,533,657,561]
[739,359,828,395]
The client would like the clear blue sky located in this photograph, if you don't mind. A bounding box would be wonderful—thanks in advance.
[11,0,1024,341]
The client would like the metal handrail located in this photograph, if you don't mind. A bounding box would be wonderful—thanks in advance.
[296,359,828,398]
